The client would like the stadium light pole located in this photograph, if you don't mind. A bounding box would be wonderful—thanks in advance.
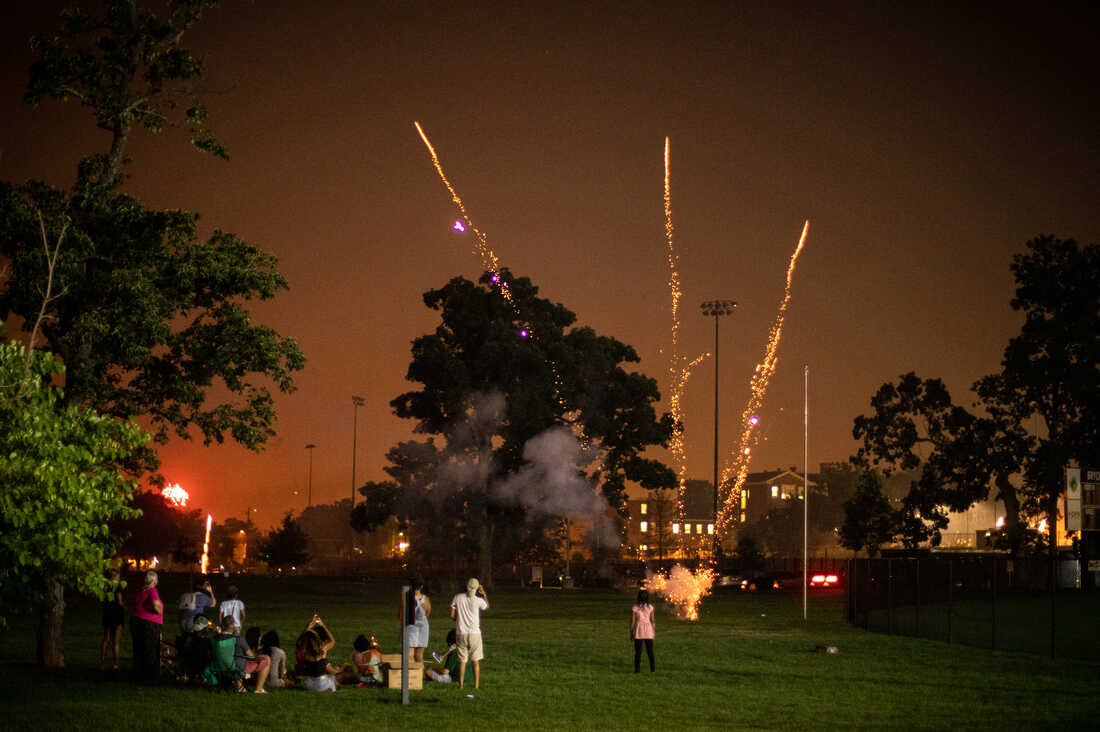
[305,443,317,508]
[351,396,364,505]
[701,299,737,560]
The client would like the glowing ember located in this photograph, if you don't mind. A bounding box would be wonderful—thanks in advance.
[717,221,810,535]
[749,416,759,426]
[453,220,466,232]
[519,328,530,338]
[200,514,213,575]
[161,482,189,507]
[646,564,716,621]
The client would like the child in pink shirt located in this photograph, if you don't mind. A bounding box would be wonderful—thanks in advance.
[630,589,655,673]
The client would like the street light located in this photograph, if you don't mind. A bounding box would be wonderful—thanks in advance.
[701,299,737,559]
[351,396,364,506]
[305,443,317,508]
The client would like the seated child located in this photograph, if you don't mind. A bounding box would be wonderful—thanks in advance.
[425,629,470,684]
[353,634,383,686]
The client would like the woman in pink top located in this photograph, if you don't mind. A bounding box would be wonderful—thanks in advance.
[130,570,164,682]
[630,589,655,673]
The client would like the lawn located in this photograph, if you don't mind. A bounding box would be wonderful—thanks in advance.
[1,574,1096,730]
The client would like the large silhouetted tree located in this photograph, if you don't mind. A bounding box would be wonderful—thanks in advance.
[0,1,304,666]
[853,236,1099,553]
[377,270,675,582]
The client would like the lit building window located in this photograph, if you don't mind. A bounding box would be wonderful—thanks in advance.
[640,503,647,515]
[707,524,714,534]
[672,523,680,534]
[740,511,746,523]
[640,544,648,551]
[696,523,702,534]
[771,485,779,498]
[640,521,648,533]
[741,492,747,509]
[684,524,691,534]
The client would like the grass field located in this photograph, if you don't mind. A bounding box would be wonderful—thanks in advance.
[1,574,1097,730]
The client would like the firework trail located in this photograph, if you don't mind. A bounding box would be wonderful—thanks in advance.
[715,220,810,534]
[413,121,513,307]
[646,564,716,620]
[661,137,709,522]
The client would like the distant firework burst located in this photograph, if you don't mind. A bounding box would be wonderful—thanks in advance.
[161,482,189,507]
[646,564,716,621]
[716,220,810,534]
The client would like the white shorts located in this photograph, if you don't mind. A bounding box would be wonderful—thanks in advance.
[456,632,484,663]
[304,674,337,692]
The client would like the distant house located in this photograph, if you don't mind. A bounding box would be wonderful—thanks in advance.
[625,479,718,560]
[740,469,818,525]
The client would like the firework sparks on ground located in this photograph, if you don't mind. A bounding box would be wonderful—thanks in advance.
[662,137,709,521]
[716,220,810,534]
[646,564,717,621]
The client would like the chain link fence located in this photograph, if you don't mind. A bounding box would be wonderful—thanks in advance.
[846,555,1099,661]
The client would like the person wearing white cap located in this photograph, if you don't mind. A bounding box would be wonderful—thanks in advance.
[450,577,489,689]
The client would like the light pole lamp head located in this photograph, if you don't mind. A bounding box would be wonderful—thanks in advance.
[305,443,316,450]
[352,396,365,407]
[700,299,737,317]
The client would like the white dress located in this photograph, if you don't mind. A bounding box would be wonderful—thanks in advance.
[406,594,429,648]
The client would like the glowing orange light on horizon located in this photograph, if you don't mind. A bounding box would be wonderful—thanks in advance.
[161,482,189,508]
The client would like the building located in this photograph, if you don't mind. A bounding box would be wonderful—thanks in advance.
[740,468,818,526]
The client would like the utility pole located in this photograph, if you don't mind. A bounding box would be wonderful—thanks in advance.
[305,443,317,507]
[700,299,737,560]
[351,396,364,505]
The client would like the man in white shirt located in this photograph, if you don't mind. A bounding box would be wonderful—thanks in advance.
[450,577,489,689]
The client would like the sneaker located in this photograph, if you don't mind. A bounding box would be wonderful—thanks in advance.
[432,652,442,663]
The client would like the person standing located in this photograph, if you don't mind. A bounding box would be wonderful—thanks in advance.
[630,588,655,673]
[99,567,125,671]
[219,585,245,633]
[130,570,164,682]
[179,580,216,633]
[450,577,488,690]
[405,579,431,664]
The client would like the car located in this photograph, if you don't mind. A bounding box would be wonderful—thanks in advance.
[809,572,841,588]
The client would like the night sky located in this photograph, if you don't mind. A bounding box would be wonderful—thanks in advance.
[2,1,1097,529]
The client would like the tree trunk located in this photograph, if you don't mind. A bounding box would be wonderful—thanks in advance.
[37,581,65,668]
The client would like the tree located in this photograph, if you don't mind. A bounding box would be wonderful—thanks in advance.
[0,342,147,666]
[114,490,194,562]
[852,236,1099,553]
[260,513,311,571]
[645,486,677,562]
[383,271,676,583]
[853,373,1030,550]
[0,1,304,666]
[838,470,899,556]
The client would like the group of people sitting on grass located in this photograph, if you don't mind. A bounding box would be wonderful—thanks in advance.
[111,570,472,693]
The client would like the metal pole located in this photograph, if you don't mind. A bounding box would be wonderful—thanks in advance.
[401,584,410,705]
[351,396,364,505]
[700,300,736,561]
[803,364,808,620]
[305,443,316,507]
[712,313,720,559]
